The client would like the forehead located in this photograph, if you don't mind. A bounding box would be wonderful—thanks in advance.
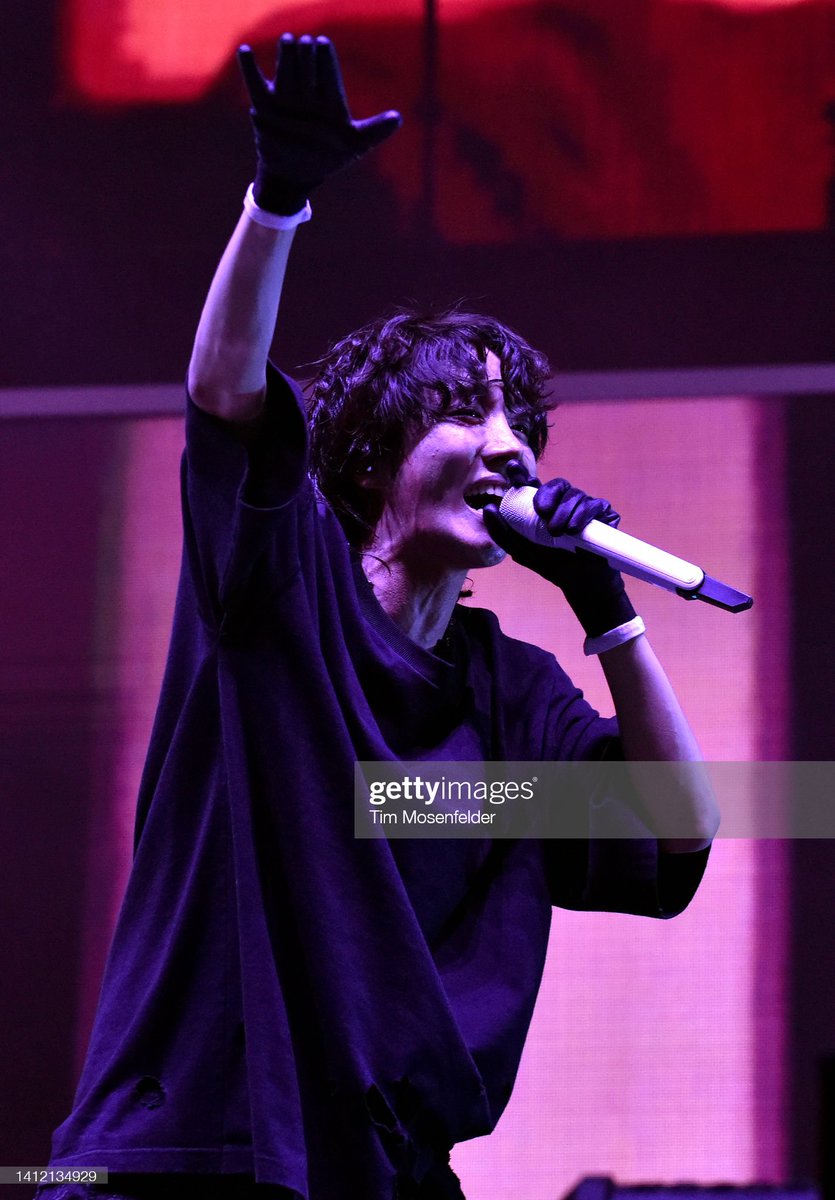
[484,349,502,379]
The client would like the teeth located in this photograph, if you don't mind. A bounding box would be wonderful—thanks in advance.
[464,483,507,512]
[464,484,506,500]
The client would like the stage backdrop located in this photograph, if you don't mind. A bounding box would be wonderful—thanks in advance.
[4,0,835,391]
[64,0,835,239]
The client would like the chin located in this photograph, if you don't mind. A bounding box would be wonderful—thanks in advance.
[473,541,507,569]
[436,537,505,573]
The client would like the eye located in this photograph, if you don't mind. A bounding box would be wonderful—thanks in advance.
[509,419,532,441]
[447,401,484,422]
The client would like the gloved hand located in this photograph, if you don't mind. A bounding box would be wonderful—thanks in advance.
[483,472,637,638]
[238,34,402,215]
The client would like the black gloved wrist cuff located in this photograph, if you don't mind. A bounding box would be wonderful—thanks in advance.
[252,164,314,216]
[562,573,637,639]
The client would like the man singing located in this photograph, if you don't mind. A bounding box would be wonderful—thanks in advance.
[41,34,717,1200]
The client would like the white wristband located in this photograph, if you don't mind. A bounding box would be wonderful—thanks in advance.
[583,615,646,657]
[243,183,312,230]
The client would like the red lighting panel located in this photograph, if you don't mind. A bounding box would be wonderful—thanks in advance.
[62,1,835,239]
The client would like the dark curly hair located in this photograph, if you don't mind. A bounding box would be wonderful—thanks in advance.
[307,307,554,547]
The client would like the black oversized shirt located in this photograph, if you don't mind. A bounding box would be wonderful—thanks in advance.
[50,368,708,1199]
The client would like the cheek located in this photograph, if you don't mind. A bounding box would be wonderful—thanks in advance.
[389,455,455,517]
[421,439,474,491]
[391,427,479,508]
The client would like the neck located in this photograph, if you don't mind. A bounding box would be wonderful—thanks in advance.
[360,552,465,650]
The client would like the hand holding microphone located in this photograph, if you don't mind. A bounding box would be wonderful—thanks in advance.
[483,466,753,616]
[482,472,639,641]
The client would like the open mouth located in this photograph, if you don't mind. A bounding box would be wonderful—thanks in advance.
[463,487,507,512]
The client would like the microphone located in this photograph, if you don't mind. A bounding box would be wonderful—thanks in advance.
[498,486,753,613]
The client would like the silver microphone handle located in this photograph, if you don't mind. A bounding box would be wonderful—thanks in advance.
[497,487,753,613]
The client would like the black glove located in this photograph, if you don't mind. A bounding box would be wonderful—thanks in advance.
[238,34,402,215]
[483,474,637,638]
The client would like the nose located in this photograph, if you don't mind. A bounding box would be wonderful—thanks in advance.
[481,409,527,469]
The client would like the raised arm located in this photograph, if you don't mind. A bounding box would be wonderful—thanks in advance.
[188,216,298,421]
[188,34,401,422]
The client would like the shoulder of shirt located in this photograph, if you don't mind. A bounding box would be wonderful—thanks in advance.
[265,359,306,407]
[455,603,560,671]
